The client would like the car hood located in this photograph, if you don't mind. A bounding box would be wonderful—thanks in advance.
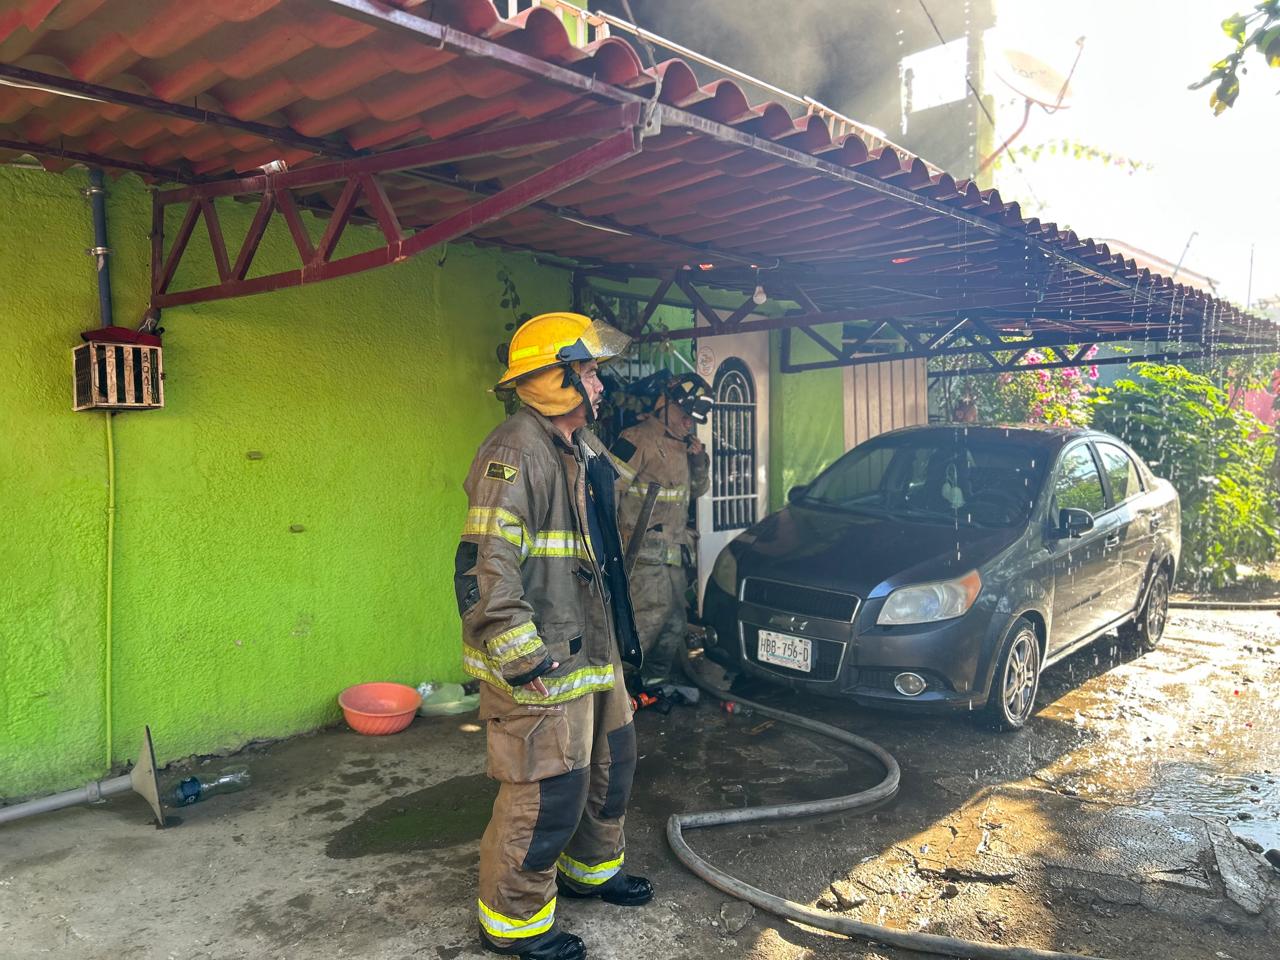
[734,504,1024,599]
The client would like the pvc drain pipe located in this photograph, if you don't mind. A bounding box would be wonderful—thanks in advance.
[669,667,1117,960]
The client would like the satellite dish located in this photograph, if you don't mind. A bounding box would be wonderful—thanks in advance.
[994,48,1074,109]
[978,39,1085,172]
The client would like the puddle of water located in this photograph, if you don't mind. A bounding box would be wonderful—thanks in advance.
[1147,766,1280,851]
[325,773,495,859]
[630,709,886,825]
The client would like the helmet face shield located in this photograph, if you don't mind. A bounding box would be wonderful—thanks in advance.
[554,319,632,366]
[681,394,713,424]
[498,314,631,390]
[666,373,713,424]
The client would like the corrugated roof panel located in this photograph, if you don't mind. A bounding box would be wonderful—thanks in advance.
[0,0,1269,346]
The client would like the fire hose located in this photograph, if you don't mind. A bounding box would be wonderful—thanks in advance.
[668,662,1118,960]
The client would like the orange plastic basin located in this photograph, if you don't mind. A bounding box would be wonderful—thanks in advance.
[338,682,422,736]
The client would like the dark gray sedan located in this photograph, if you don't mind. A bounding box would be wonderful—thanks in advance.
[701,425,1180,730]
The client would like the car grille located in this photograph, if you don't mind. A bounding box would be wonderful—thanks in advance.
[741,578,859,621]
[743,625,845,682]
[856,668,898,691]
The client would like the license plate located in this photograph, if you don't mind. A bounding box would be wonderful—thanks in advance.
[757,629,812,672]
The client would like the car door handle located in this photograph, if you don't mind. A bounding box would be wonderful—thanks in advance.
[1105,534,1120,547]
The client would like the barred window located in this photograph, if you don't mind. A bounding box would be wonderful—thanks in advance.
[711,358,758,531]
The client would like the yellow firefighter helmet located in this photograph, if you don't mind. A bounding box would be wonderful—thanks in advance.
[497,312,631,388]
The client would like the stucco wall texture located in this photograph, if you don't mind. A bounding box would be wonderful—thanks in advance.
[0,166,570,797]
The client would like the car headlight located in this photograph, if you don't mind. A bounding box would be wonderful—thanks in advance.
[876,571,982,626]
[711,546,738,595]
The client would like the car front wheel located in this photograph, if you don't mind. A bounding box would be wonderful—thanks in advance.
[984,617,1042,732]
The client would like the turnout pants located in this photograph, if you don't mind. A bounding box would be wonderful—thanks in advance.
[477,665,637,952]
[629,561,688,687]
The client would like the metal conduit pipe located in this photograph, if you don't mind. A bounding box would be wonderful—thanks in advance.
[0,775,133,825]
[87,168,113,326]
[670,659,1118,960]
[86,168,117,769]
[0,728,166,828]
[103,412,116,770]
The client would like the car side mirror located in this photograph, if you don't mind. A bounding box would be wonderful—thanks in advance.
[788,484,810,504]
[1058,507,1095,538]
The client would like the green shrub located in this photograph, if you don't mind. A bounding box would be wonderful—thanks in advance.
[1090,363,1278,590]
[935,346,1099,426]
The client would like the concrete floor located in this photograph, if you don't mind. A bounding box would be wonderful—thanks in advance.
[2,608,1277,960]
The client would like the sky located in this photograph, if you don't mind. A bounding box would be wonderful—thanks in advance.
[600,0,1278,309]
[985,0,1279,307]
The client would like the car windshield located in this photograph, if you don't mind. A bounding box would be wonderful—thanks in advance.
[800,430,1047,528]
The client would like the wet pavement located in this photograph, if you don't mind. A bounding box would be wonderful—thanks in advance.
[1,609,1277,959]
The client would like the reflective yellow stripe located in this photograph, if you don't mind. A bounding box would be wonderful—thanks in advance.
[477,897,555,939]
[636,542,685,566]
[608,452,638,483]
[489,623,543,665]
[625,485,686,502]
[463,651,614,705]
[465,513,589,563]
[556,852,623,886]
[463,507,529,554]
[528,530,590,560]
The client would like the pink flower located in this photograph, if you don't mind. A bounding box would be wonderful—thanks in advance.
[1062,366,1080,381]
[1088,365,1099,380]
[1084,345,1099,360]
[1030,403,1045,420]
[1036,369,1050,386]
[998,373,1013,385]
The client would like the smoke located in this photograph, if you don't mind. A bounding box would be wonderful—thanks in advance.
[596,0,987,147]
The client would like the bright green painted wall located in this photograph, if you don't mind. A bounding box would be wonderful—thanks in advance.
[0,166,571,797]
[1,169,112,796]
[768,327,846,512]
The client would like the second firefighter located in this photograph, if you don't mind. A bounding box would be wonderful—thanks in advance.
[611,374,713,690]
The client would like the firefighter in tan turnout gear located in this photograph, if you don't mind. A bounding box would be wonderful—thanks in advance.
[611,374,713,690]
[455,312,652,960]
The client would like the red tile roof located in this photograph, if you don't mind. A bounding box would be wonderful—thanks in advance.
[0,0,1272,349]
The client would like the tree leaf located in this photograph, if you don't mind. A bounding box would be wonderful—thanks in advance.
[1259,24,1280,62]
[1219,75,1242,107]
[1223,13,1249,41]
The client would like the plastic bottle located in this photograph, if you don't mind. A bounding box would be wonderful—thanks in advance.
[721,701,753,717]
[162,765,251,807]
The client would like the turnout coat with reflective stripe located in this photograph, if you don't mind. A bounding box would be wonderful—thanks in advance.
[612,415,710,566]
[456,407,631,704]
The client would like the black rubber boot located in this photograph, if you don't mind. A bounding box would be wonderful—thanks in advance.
[479,929,586,960]
[556,872,654,906]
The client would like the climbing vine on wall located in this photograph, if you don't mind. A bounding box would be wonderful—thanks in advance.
[993,140,1155,174]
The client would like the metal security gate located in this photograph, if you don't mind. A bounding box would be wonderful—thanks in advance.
[711,358,758,531]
